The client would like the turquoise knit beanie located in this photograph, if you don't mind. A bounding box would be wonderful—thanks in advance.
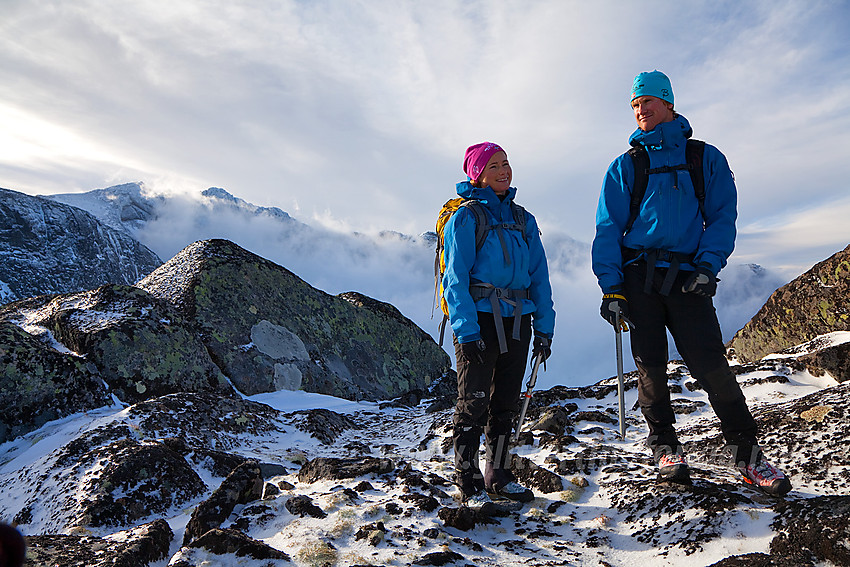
[631,70,674,105]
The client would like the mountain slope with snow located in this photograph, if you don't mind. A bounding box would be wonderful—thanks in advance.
[0,187,162,305]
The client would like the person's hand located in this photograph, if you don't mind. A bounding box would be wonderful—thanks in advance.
[460,339,487,365]
[600,293,632,331]
[532,335,552,362]
[682,265,717,297]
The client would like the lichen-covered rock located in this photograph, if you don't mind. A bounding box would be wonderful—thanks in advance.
[0,284,233,405]
[729,243,850,362]
[136,239,452,400]
[0,321,110,444]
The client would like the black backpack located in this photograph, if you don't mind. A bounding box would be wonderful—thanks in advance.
[624,139,706,235]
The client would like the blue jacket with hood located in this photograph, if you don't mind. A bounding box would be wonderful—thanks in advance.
[591,114,737,294]
[442,182,556,345]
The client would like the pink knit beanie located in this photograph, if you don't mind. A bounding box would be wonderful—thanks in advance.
[463,142,505,182]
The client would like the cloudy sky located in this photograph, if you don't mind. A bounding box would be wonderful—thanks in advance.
[2,1,849,386]
[3,0,849,273]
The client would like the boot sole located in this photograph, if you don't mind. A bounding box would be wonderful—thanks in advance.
[487,488,534,503]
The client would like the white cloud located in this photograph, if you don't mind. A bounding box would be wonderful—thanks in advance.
[2,0,848,384]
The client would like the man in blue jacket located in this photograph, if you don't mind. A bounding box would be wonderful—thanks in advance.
[443,142,556,509]
[591,71,791,496]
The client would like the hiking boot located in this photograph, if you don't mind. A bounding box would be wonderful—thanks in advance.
[462,489,496,512]
[487,481,534,503]
[656,452,691,483]
[738,457,792,496]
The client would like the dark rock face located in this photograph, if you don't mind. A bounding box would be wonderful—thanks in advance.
[297,456,395,483]
[0,187,162,304]
[287,408,359,444]
[0,321,110,444]
[730,243,850,366]
[0,284,233,405]
[284,495,327,519]
[183,461,263,545]
[137,239,452,400]
[796,340,850,384]
[24,519,172,567]
[185,528,291,561]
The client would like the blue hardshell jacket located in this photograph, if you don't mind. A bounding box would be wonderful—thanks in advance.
[442,181,556,344]
[591,114,738,294]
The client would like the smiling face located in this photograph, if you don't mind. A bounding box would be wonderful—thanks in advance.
[476,151,512,195]
[631,95,675,132]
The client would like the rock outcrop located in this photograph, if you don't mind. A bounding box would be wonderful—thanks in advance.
[0,187,162,304]
[730,244,850,369]
[137,239,452,400]
[0,284,233,406]
[0,321,110,444]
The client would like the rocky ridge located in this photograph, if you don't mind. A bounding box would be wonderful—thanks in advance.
[730,243,850,380]
[0,187,162,304]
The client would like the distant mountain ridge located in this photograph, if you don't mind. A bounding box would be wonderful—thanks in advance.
[0,187,163,304]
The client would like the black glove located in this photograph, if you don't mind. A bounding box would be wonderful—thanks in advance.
[532,335,552,362]
[460,339,487,365]
[600,292,632,331]
[682,265,717,297]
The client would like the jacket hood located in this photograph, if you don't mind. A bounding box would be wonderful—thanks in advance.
[456,180,517,204]
[629,114,692,149]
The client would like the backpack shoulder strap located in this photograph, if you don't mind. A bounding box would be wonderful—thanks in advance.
[509,201,528,242]
[625,145,649,235]
[459,199,490,251]
[686,139,706,220]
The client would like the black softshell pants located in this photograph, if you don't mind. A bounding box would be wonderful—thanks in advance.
[452,312,532,497]
[624,262,759,463]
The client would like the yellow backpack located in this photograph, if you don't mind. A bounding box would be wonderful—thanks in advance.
[432,197,527,346]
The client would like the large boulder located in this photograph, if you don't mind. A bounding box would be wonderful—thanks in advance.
[729,244,850,363]
[0,321,110,444]
[0,284,234,405]
[0,187,161,304]
[137,239,452,400]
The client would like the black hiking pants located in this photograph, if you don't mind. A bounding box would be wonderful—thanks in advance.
[624,262,759,463]
[452,312,532,496]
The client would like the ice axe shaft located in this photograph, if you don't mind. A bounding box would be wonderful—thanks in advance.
[513,351,544,443]
[615,309,626,440]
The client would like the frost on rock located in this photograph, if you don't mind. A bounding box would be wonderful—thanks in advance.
[0,187,162,304]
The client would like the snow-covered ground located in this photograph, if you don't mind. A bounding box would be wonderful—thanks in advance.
[2,341,845,566]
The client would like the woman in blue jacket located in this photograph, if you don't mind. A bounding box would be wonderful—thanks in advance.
[443,141,555,508]
[591,71,791,496]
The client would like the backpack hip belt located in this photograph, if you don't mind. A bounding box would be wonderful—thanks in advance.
[469,283,531,353]
[622,247,696,296]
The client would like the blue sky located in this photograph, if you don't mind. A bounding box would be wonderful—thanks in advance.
[2,1,849,387]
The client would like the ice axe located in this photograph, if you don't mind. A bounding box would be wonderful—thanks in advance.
[513,350,544,443]
[614,307,628,440]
